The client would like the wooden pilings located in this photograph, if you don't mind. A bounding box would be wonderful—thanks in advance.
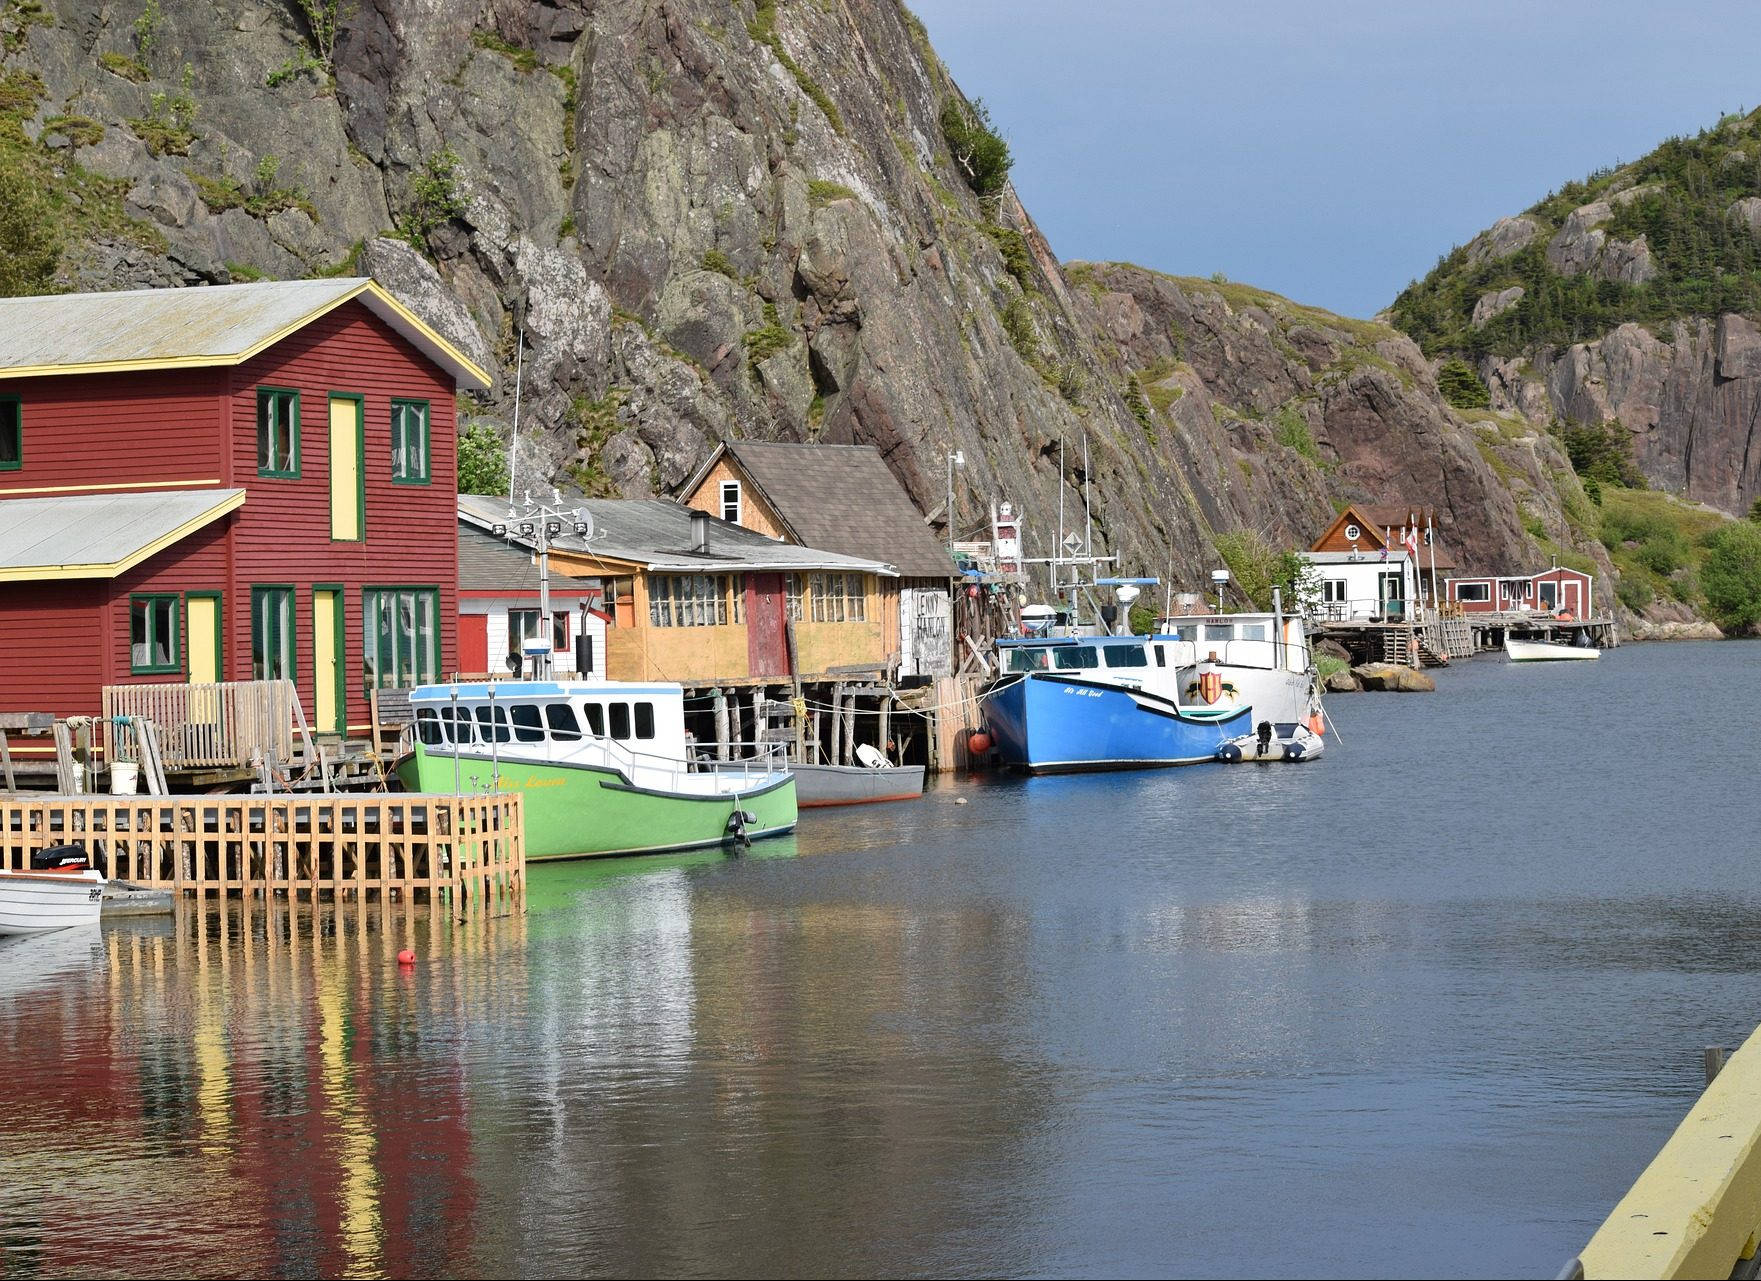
[0,793,525,904]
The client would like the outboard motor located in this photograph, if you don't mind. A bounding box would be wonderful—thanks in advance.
[725,808,756,849]
[1255,721,1275,758]
[31,843,89,872]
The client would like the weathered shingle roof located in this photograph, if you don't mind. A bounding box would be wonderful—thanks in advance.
[0,488,245,581]
[0,279,490,389]
[690,441,956,580]
[459,494,895,575]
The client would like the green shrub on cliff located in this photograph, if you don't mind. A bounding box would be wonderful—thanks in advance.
[1554,417,1646,488]
[1436,358,1490,409]
[940,97,1011,200]
[458,421,509,496]
[1700,521,1761,631]
[0,146,58,294]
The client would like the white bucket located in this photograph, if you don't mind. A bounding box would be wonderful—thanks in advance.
[110,761,139,795]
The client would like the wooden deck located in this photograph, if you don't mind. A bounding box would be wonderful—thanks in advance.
[0,793,524,904]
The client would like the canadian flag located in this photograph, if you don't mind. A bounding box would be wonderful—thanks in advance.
[1402,525,1420,556]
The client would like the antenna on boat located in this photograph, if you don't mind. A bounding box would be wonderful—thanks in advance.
[1083,430,1093,562]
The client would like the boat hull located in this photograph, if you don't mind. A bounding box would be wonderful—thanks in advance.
[984,672,1252,774]
[1505,639,1599,662]
[0,870,104,935]
[396,749,797,860]
[1217,724,1325,763]
[792,762,926,807]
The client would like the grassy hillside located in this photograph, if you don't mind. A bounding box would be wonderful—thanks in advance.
[1391,107,1761,359]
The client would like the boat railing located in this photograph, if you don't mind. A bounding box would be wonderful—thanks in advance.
[1159,638,1317,674]
[692,741,793,779]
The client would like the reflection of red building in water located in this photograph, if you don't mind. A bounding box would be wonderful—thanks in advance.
[0,916,487,1276]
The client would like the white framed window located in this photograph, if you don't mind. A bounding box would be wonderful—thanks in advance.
[721,480,741,524]
[1344,522,1361,541]
[810,572,867,623]
[649,574,742,627]
[1456,583,1491,602]
[1322,579,1347,603]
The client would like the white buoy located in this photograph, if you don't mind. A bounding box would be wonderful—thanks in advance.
[954,797,968,805]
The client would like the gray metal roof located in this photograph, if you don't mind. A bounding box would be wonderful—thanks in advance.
[0,279,490,390]
[459,522,599,592]
[688,441,956,580]
[0,488,245,580]
[458,493,895,575]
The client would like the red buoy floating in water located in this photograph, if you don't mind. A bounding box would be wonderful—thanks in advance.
[396,949,415,966]
[966,729,992,756]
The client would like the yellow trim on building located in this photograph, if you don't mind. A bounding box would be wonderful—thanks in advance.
[0,478,221,496]
[0,490,245,582]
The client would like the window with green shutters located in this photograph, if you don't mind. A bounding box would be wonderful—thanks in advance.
[251,587,296,681]
[0,396,20,471]
[256,388,300,477]
[363,587,440,689]
[391,399,430,483]
[129,594,181,674]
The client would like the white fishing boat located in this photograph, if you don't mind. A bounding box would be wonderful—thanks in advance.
[0,847,105,936]
[1504,638,1599,662]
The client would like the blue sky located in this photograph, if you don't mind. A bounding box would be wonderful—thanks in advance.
[909,1,1761,318]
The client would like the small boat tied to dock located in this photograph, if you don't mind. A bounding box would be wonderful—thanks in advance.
[0,844,105,936]
[1504,636,1600,662]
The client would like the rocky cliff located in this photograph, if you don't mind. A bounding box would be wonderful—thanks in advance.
[1391,108,1761,521]
[1,0,1595,599]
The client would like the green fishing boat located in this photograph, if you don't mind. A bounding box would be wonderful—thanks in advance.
[396,680,797,860]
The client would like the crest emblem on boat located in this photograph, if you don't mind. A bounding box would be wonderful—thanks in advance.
[1197,670,1223,704]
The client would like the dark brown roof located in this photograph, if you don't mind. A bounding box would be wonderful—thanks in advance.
[459,522,598,592]
[1352,503,1460,570]
[718,442,956,580]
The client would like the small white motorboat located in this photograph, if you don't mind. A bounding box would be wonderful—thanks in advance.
[0,846,105,936]
[1216,720,1325,763]
[1504,638,1599,662]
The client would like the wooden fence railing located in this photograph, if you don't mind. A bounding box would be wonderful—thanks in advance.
[0,793,523,903]
[102,680,298,770]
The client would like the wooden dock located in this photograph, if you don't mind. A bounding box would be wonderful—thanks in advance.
[1463,610,1618,653]
[1316,609,1474,669]
[0,793,524,904]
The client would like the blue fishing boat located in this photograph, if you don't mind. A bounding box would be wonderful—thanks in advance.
[982,635,1252,773]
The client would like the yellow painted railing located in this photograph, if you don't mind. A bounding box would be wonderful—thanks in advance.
[1574,1023,1761,1279]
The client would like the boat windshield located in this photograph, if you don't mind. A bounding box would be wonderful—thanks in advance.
[1051,646,1099,670]
[1102,645,1148,668]
[1006,647,1050,672]
[416,698,662,747]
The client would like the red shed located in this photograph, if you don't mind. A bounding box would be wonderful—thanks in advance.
[0,279,490,757]
[1446,566,1595,616]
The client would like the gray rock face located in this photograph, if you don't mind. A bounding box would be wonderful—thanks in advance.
[1544,200,1656,283]
[8,0,1593,594]
[1465,216,1539,266]
[1472,286,1524,327]
[1731,196,1761,238]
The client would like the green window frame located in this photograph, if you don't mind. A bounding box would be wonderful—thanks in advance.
[390,399,430,484]
[129,594,182,675]
[256,387,301,478]
[251,586,297,682]
[0,395,20,471]
[363,587,441,690]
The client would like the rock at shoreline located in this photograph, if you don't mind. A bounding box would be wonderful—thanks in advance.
[1351,662,1436,692]
[1323,668,1361,693]
[1624,619,1724,641]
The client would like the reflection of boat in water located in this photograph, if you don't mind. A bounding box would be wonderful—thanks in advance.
[1504,638,1599,662]
[0,924,106,997]
[0,847,105,936]
[397,680,797,860]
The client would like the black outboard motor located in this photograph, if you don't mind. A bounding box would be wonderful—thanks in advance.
[30,843,89,872]
[1256,720,1275,758]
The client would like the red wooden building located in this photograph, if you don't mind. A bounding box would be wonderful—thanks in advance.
[1445,566,1595,616]
[0,279,490,749]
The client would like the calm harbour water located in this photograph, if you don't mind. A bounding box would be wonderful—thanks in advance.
[4,641,1760,1279]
